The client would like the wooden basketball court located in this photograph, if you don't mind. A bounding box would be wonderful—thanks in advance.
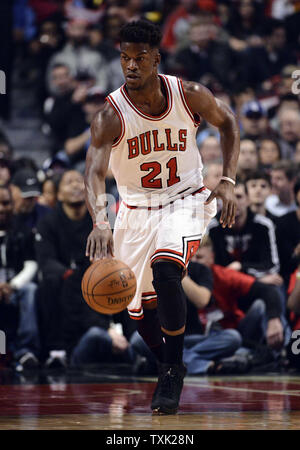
[0,368,300,430]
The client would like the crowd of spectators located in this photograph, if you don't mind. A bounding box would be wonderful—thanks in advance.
[0,0,300,375]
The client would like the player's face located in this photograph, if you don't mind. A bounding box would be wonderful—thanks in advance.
[246,179,271,205]
[120,42,160,90]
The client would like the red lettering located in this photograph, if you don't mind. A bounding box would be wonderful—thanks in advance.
[178,129,187,151]
[166,157,181,187]
[152,130,165,152]
[165,129,178,151]
[140,131,151,155]
[140,162,162,188]
[128,137,139,159]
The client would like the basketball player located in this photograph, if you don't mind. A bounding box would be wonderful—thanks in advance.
[85,20,240,415]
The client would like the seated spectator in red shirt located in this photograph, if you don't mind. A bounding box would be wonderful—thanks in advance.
[208,178,281,285]
[285,245,300,371]
[287,244,300,318]
[193,236,289,352]
[276,178,300,286]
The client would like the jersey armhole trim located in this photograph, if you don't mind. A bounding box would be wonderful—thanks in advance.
[106,96,125,147]
[177,79,201,128]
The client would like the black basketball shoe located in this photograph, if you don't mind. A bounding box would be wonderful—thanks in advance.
[151,363,187,415]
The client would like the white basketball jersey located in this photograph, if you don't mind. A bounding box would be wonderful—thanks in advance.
[107,74,204,207]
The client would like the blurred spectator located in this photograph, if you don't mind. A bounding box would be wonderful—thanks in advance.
[35,170,133,367]
[233,86,255,120]
[203,160,223,191]
[63,87,106,172]
[0,137,14,161]
[198,135,221,164]
[277,108,300,159]
[64,0,105,24]
[182,261,242,375]
[88,22,120,62]
[276,179,300,286]
[226,0,265,47]
[26,19,65,104]
[265,160,297,217]
[0,184,40,371]
[46,19,109,93]
[35,169,97,365]
[241,18,297,89]
[240,100,269,140]
[287,244,300,314]
[42,152,70,176]
[0,160,12,187]
[43,63,87,154]
[245,169,276,222]
[161,0,202,53]
[192,237,287,355]
[38,173,61,208]
[171,14,234,88]
[258,136,281,171]
[208,179,281,284]
[10,168,51,234]
[237,138,258,181]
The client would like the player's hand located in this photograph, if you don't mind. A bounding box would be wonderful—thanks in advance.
[86,225,114,261]
[205,180,236,228]
[266,318,284,349]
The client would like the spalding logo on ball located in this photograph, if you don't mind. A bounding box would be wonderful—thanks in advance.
[81,258,137,314]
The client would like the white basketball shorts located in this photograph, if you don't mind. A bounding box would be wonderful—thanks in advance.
[113,187,217,320]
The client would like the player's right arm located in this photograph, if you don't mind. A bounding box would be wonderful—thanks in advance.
[84,102,121,261]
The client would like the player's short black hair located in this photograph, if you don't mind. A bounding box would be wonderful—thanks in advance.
[119,20,162,48]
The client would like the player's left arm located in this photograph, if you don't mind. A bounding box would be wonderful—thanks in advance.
[183,81,240,228]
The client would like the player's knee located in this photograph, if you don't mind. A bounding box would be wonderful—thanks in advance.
[152,260,182,284]
[152,262,186,332]
[152,260,184,305]
[161,325,185,336]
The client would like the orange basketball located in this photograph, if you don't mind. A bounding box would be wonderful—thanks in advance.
[81,258,137,315]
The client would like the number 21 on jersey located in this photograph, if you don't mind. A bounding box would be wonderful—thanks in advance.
[140,157,181,188]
